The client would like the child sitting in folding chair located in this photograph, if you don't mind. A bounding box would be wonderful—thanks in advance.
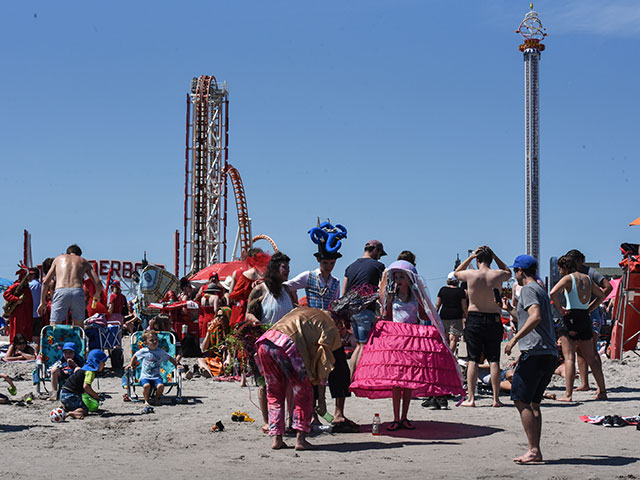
[126,330,180,414]
[60,349,108,419]
[48,342,84,400]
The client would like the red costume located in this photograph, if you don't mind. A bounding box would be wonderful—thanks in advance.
[228,271,254,327]
[84,278,107,318]
[3,279,33,342]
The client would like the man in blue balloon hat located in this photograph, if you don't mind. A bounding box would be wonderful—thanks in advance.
[505,254,557,464]
[59,349,108,419]
[285,221,358,432]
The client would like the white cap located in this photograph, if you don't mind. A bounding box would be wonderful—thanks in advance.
[447,272,457,282]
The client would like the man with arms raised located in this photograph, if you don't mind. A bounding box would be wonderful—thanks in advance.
[505,255,557,464]
[455,245,511,407]
[38,244,102,327]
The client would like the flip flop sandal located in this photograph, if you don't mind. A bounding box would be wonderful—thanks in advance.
[386,421,401,431]
[331,421,360,433]
[400,419,415,430]
[343,418,360,428]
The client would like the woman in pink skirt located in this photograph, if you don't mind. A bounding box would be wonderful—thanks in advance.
[350,260,465,431]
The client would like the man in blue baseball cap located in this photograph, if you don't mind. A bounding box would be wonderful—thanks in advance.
[505,255,557,464]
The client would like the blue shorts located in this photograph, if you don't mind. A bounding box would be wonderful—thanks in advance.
[590,309,603,334]
[351,310,376,343]
[510,353,557,404]
[140,378,163,388]
[60,391,86,412]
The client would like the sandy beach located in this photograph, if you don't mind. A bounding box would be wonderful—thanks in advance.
[1,336,639,480]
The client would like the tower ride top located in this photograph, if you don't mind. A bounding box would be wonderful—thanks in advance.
[516,4,547,264]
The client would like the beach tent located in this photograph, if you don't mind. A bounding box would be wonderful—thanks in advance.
[188,261,245,283]
[606,277,622,302]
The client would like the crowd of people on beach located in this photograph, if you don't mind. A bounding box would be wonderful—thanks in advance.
[0,234,618,461]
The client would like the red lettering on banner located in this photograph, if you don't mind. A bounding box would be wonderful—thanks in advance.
[86,259,168,279]
[99,260,109,276]
[111,260,121,278]
[122,262,133,279]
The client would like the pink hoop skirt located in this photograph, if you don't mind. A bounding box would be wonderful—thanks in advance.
[350,320,465,399]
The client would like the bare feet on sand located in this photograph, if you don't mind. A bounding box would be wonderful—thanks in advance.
[460,399,475,407]
[295,439,315,451]
[557,396,573,402]
[514,450,542,464]
[574,385,591,391]
[271,439,289,450]
[592,392,607,400]
[493,400,505,408]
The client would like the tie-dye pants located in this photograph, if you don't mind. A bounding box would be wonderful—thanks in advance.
[256,330,313,435]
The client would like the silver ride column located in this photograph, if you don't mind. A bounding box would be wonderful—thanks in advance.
[516,6,547,264]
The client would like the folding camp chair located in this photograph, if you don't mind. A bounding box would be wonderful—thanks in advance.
[33,325,85,395]
[123,331,183,403]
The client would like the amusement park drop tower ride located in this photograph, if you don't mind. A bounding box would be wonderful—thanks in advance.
[516,5,547,264]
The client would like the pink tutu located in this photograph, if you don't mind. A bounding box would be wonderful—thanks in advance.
[350,320,465,399]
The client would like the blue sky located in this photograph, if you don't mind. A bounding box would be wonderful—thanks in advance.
[1,0,638,291]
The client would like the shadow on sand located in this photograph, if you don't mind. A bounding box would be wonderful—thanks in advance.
[358,420,502,441]
[543,455,639,467]
[317,440,457,452]
[0,424,46,432]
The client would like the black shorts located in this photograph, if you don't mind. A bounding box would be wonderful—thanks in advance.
[327,347,351,398]
[464,312,503,363]
[510,353,557,404]
[558,309,592,340]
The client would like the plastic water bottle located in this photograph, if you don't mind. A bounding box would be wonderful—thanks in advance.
[372,413,381,435]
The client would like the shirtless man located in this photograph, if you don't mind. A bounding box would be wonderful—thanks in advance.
[37,244,102,327]
[454,246,511,407]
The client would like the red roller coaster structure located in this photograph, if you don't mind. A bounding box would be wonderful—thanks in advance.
[183,75,276,276]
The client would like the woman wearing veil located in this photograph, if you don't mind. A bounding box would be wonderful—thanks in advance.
[350,260,465,430]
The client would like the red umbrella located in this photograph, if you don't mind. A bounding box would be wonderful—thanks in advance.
[630,216,640,226]
[189,261,246,282]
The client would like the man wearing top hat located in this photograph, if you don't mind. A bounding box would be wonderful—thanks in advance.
[284,231,359,432]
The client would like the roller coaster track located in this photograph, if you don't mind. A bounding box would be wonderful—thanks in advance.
[184,75,276,275]
[224,164,252,258]
[184,75,228,275]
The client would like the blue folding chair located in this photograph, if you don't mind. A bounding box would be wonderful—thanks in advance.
[123,331,183,403]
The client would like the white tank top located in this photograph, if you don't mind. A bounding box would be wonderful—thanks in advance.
[261,288,293,326]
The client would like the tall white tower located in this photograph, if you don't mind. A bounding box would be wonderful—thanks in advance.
[516,4,547,263]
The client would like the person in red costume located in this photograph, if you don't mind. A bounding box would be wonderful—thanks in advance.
[3,268,34,342]
[195,274,226,342]
[227,248,270,327]
[107,280,128,325]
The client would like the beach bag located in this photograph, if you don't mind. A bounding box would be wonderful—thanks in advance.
[180,334,202,358]
[110,348,124,371]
